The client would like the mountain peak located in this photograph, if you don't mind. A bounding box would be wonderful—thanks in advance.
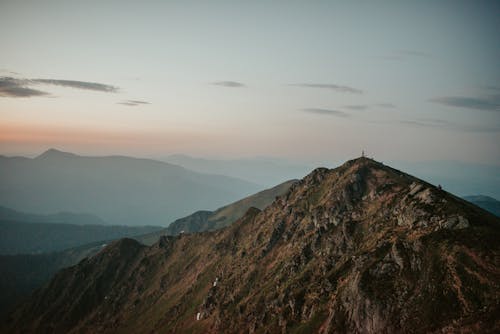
[343,155,386,169]
[35,148,78,160]
[302,156,401,191]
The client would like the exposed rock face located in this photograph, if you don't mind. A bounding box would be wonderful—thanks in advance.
[3,157,499,333]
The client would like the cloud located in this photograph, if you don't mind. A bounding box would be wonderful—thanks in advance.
[211,81,245,88]
[0,77,49,97]
[0,76,119,98]
[302,108,350,118]
[290,83,363,94]
[118,100,150,106]
[398,50,431,58]
[343,103,396,111]
[344,105,368,111]
[400,118,500,133]
[0,69,20,75]
[375,103,396,108]
[33,79,118,92]
[430,95,500,112]
[399,119,450,127]
[377,55,405,61]
[378,50,431,61]
[482,86,500,93]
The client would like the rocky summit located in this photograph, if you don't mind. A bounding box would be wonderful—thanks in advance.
[3,157,499,333]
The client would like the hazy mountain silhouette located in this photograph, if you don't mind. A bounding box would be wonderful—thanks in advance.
[164,154,311,186]
[463,195,500,217]
[389,160,500,200]
[0,149,261,226]
[0,205,107,225]
[4,158,498,333]
[138,179,296,245]
[0,219,161,255]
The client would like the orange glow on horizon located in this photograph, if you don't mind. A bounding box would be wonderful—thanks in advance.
[0,121,225,156]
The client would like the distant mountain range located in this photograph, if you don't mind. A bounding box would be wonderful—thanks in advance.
[0,219,161,255]
[388,160,500,200]
[0,149,261,225]
[4,158,498,333]
[138,179,296,245]
[463,195,500,217]
[164,154,311,186]
[0,206,107,225]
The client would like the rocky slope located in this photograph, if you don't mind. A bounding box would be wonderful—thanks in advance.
[3,157,499,333]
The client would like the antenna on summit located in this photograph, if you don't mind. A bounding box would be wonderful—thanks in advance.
[361,150,365,158]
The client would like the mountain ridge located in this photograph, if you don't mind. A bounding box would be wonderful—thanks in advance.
[4,157,499,333]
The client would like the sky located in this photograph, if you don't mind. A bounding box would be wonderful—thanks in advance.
[0,0,499,165]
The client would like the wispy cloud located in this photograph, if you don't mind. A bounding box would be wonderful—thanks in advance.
[0,69,20,75]
[375,103,396,108]
[398,50,431,58]
[0,77,49,97]
[399,119,450,127]
[290,83,363,94]
[344,103,397,110]
[118,100,150,106]
[302,108,350,118]
[340,103,397,111]
[400,118,500,133]
[211,81,246,88]
[482,86,500,93]
[344,105,368,111]
[33,79,118,92]
[0,76,119,98]
[378,50,431,61]
[430,94,500,112]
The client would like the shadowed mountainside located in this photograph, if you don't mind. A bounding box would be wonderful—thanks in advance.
[3,158,499,333]
[0,241,106,320]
